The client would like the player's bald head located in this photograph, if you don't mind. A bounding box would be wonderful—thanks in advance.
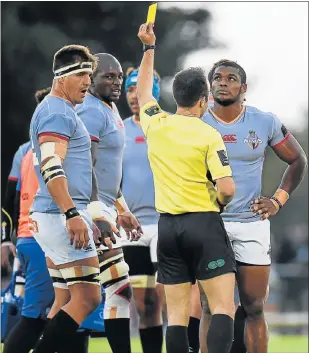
[94,53,122,75]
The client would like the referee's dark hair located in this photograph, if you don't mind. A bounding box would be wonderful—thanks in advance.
[173,67,209,108]
[208,59,247,85]
[34,87,51,104]
[53,45,98,73]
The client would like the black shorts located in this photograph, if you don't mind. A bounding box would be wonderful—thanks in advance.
[157,212,236,285]
[122,246,157,276]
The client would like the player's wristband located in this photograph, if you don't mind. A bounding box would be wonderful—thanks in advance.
[270,197,282,211]
[273,189,289,206]
[143,44,156,52]
[64,207,80,220]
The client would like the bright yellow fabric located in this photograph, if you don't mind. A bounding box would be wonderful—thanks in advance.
[140,101,232,214]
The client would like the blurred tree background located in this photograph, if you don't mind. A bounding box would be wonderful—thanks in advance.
[1,2,308,255]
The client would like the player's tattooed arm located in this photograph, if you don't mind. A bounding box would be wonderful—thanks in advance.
[251,134,307,220]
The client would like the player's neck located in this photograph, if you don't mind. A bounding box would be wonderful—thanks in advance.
[133,114,140,124]
[50,88,75,107]
[211,102,244,124]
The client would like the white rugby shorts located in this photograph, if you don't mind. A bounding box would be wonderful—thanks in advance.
[29,209,97,265]
[224,219,271,265]
[121,223,158,263]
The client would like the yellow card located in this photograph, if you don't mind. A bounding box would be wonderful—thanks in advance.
[147,3,157,24]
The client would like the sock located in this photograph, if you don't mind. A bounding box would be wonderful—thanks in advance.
[207,314,234,353]
[230,306,246,353]
[104,318,131,353]
[139,325,163,353]
[32,310,79,353]
[166,325,189,353]
[188,317,200,353]
[3,316,46,353]
[57,330,90,353]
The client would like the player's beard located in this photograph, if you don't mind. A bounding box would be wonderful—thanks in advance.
[213,88,242,107]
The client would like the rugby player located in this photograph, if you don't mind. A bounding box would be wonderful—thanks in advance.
[137,23,237,353]
[198,59,308,353]
[2,87,54,353]
[77,53,142,353]
[121,67,163,353]
[29,45,116,353]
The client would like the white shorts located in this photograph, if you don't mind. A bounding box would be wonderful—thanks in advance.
[121,223,158,263]
[95,206,123,251]
[30,209,97,266]
[224,220,271,265]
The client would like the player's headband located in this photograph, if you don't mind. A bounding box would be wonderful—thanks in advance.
[53,62,93,79]
[125,68,160,101]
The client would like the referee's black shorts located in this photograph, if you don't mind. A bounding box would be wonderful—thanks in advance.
[157,212,236,285]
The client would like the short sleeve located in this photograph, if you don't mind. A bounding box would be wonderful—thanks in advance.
[206,130,232,180]
[140,101,167,136]
[8,146,24,181]
[78,106,106,142]
[37,113,76,141]
[16,178,21,192]
[268,113,291,147]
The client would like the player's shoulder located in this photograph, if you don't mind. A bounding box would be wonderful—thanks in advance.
[245,105,278,123]
[76,94,101,114]
[197,117,222,136]
[123,116,133,126]
[18,141,32,156]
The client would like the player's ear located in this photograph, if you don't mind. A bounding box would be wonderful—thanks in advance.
[241,83,247,95]
[200,96,206,108]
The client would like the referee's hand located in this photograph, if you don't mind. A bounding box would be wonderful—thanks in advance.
[138,22,156,45]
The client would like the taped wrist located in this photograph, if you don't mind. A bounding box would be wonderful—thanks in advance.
[272,188,289,209]
[87,201,116,223]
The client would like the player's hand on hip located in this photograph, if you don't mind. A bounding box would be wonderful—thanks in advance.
[66,216,90,250]
[250,196,278,220]
[138,22,156,45]
[117,211,143,242]
[94,219,120,251]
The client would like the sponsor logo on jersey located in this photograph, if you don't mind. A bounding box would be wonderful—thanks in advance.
[135,136,146,143]
[244,130,262,149]
[222,134,237,143]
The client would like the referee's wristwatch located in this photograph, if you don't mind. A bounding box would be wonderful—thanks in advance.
[143,44,156,52]
[217,199,227,214]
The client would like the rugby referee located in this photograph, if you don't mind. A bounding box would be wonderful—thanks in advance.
[136,23,237,353]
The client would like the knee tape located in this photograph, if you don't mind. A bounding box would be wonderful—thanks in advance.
[49,266,100,288]
[100,254,132,319]
[129,275,156,289]
[99,254,130,287]
[104,278,132,319]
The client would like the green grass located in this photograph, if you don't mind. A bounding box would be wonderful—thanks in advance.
[87,336,308,353]
[1,335,308,352]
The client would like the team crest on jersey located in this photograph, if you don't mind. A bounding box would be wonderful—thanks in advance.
[244,130,262,149]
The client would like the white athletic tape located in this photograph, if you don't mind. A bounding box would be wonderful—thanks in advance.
[87,201,117,225]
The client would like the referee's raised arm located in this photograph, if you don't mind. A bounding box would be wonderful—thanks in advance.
[136,23,157,107]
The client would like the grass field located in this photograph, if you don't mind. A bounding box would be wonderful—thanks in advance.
[1,335,308,352]
[87,336,308,353]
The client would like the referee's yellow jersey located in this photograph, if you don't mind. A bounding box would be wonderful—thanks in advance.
[140,100,232,214]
